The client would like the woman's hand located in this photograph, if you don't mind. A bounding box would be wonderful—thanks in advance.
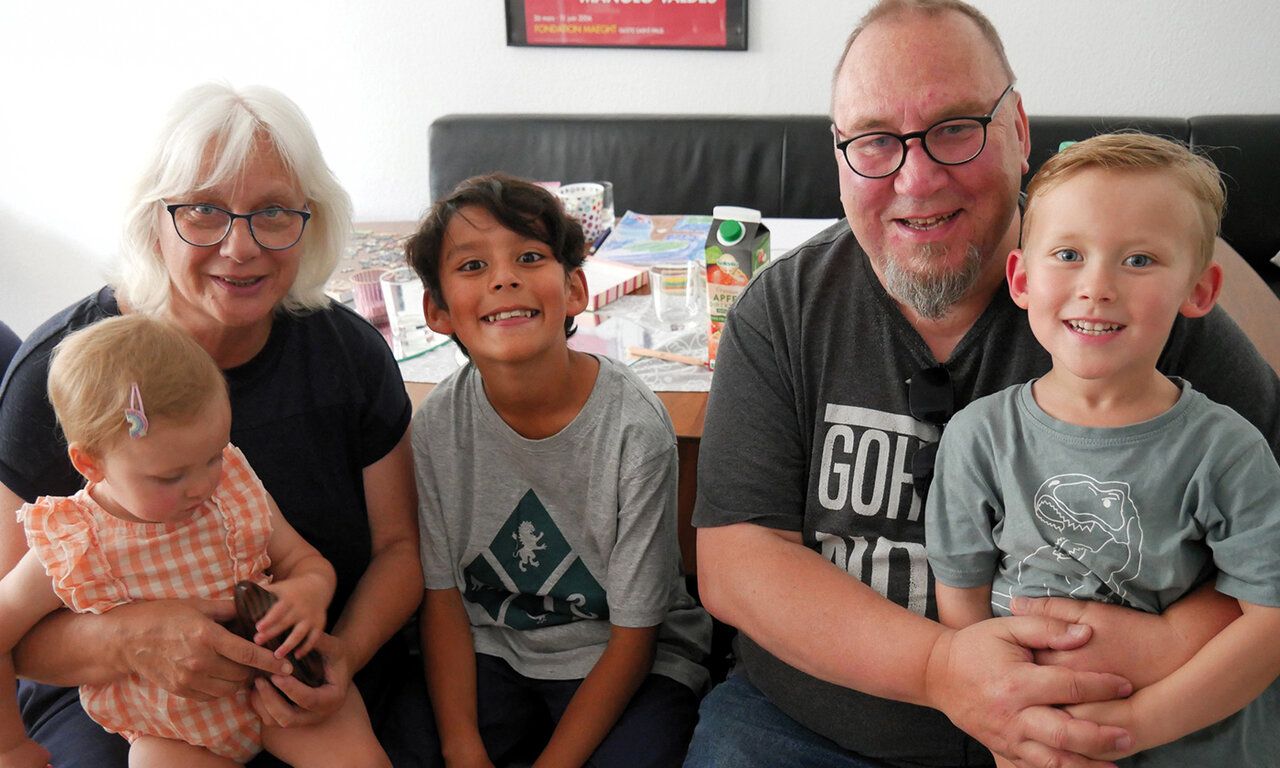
[249,632,352,728]
[258,575,330,658]
[0,735,51,768]
[117,598,289,700]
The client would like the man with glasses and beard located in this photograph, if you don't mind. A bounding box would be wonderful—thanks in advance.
[685,2,1280,768]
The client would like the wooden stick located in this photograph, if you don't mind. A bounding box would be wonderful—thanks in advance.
[626,346,707,368]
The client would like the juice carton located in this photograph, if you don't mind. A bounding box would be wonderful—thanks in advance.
[705,206,770,369]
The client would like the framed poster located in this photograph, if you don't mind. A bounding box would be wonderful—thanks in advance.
[506,0,747,50]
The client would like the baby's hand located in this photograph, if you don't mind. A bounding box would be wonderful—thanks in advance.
[0,735,51,768]
[256,575,329,659]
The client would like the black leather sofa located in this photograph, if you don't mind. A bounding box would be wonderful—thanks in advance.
[429,114,1280,292]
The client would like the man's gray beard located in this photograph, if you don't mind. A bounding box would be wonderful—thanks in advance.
[881,243,984,321]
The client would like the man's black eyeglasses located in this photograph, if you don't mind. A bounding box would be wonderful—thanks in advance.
[908,365,955,503]
[836,82,1017,179]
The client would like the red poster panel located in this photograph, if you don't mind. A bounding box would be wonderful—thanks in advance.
[507,0,747,50]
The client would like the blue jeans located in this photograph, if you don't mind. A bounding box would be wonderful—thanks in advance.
[17,681,128,768]
[683,673,890,768]
[472,653,699,768]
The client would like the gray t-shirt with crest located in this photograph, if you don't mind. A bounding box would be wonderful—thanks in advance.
[412,355,709,693]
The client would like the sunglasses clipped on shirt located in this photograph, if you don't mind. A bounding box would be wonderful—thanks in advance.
[907,365,955,504]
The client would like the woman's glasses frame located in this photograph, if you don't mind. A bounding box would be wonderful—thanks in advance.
[164,202,312,251]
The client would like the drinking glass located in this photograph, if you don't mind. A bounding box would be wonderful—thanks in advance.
[648,262,700,330]
[380,267,430,358]
[351,268,388,324]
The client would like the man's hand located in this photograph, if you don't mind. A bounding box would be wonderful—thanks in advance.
[1062,699,1140,762]
[1011,591,1239,689]
[117,598,289,700]
[925,615,1134,768]
[250,633,351,728]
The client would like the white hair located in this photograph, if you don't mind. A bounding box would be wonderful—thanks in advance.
[113,83,352,315]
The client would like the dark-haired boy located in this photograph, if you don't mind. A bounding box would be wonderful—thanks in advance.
[406,174,710,767]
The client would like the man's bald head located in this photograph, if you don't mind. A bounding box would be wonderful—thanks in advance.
[831,0,1015,114]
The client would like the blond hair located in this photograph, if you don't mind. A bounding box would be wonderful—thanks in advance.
[113,82,352,316]
[833,0,1014,99]
[1025,133,1226,269]
[48,316,227,455]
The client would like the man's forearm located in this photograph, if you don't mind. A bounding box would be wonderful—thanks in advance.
[697,523,944,706]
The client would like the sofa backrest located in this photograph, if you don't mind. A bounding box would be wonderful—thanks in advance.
[429,114,1279,286]
[429,114,844,221]
[1190,116,1280,286]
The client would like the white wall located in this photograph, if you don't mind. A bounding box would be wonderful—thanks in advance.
[3,1,1278,337]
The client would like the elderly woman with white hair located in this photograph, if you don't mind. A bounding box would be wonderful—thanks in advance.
[0,84,427,767]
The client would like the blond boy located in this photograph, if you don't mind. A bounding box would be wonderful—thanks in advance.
[926,134,1280,766]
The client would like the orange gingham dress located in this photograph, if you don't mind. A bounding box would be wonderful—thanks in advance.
[20,444,272,762]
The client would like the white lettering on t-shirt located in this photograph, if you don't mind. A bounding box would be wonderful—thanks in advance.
[818,532,930,615]
[818,404,937,521]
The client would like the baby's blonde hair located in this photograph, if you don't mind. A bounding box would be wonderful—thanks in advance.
[48,315,227,455]
[1024,132,1226,270]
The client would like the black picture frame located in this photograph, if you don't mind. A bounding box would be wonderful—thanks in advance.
[506,0,747,51]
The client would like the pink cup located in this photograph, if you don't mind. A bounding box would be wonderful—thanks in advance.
[351,268,388,324]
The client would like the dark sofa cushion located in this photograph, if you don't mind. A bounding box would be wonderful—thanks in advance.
[430,114,842,219]
[1190,116,1280,285]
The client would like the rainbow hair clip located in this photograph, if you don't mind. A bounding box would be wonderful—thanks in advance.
[124,383,149,439]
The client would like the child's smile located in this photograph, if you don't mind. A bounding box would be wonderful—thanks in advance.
[1065,319,1123,337]
[483,307,540,324]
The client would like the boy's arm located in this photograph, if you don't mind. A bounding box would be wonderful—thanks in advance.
[1015,583,1240,689]
[258,494,336,658]
[936,582,995,629]
[422,587,492,768]
[0,551,64,765]
[535,624,657,768]
[1066,600,1280,759]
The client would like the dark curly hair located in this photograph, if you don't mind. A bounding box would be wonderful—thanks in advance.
[405,173,587,355]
